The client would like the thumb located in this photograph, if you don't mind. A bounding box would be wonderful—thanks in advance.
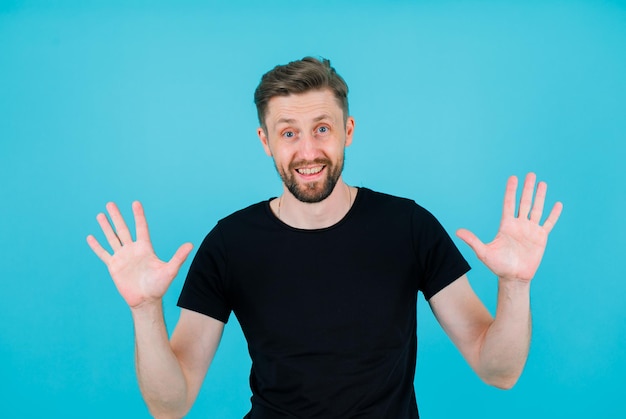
[456,228,485,256]
[167,242,194,272]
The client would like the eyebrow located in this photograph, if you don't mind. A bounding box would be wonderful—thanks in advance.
[275,114,334,126]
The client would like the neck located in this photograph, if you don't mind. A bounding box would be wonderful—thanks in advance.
[274,178,355,229]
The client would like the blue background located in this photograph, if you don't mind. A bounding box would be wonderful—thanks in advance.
[1,0,624,417]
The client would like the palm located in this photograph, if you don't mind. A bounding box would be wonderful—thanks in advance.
[105,239,174,308]
[457,173,562,282]
[87,201,193,308]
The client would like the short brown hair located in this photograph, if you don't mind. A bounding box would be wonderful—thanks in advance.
[254,57,349,129]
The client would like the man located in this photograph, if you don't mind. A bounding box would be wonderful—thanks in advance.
[87,57,562,418]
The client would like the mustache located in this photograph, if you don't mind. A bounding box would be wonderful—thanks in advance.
[288,158,332,170]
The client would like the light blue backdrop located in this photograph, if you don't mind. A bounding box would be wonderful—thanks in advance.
[1,0,624,417]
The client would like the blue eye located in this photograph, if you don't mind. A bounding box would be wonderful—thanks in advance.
[283,131,295,139]
[317,126,329,133]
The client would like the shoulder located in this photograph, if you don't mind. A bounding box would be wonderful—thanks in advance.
[195,200,272,250]
[357,187,432,218]
[214,200,272,231]
[355,188,449,242]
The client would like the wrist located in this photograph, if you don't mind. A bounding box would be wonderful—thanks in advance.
[130,299,164,320]
[498,275,531,287]
[497,277,532,299]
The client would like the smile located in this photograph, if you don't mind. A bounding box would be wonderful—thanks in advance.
[296,166,324,176]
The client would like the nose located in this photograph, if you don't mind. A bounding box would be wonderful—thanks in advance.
[298,130,319,160]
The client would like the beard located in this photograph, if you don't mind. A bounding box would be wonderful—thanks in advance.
[275,155,345,203]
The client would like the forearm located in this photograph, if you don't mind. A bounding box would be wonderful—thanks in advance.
[131,302,190,418]
[477,278,531,389]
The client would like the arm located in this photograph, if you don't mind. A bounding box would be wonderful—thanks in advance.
[429,173,562,389]
[87,202,223,418]
[429,275,530,389]
[133,305,224,418]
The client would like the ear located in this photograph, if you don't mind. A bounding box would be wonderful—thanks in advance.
[257,127,273,157]
[344,116,355,147]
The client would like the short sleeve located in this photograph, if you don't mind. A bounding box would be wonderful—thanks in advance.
[177,224,232,323]
[412,205,471,300]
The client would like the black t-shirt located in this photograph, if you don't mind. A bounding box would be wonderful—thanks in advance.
[178,188,470,418]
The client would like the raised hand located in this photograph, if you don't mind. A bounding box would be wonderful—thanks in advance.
[86,201,193,309]
[456,173,563,283]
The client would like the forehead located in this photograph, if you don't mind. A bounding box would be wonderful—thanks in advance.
[265,89,343,126]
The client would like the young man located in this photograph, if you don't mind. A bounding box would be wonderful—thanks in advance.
[87,57,562,418]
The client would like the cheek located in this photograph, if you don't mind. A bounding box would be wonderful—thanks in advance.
[271,149,292,168]
[328,142,346,158]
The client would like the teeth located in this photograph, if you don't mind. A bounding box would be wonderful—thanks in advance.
[297,166,323,175]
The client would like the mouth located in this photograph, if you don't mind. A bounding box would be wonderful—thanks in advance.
[296,165,325,176]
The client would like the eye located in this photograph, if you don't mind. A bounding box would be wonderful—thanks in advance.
[317,126,329,134]
[282,130,296,139]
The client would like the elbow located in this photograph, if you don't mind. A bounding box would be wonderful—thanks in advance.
[489,379,517,390]
[474,351,527,390]
[482,371,521,390]
[149,406,188,419]
[145,395,190,419]
[140,377,192,419]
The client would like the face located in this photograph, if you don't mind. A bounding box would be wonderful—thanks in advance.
[258,89,354,203]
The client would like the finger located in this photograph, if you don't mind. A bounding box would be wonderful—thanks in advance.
[106,202,133,245]
[456,228,486,258]
[501,175,518,220]
[542,201,563,234]
[96,212,123,251]
[167,242,194,274]
[529,181,547,223]
[132,201,151,243]
[86,234,112,264]
[517,172,537,219]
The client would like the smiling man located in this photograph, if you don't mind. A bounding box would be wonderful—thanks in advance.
[259,87,355,228]
[87,57,562,418]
